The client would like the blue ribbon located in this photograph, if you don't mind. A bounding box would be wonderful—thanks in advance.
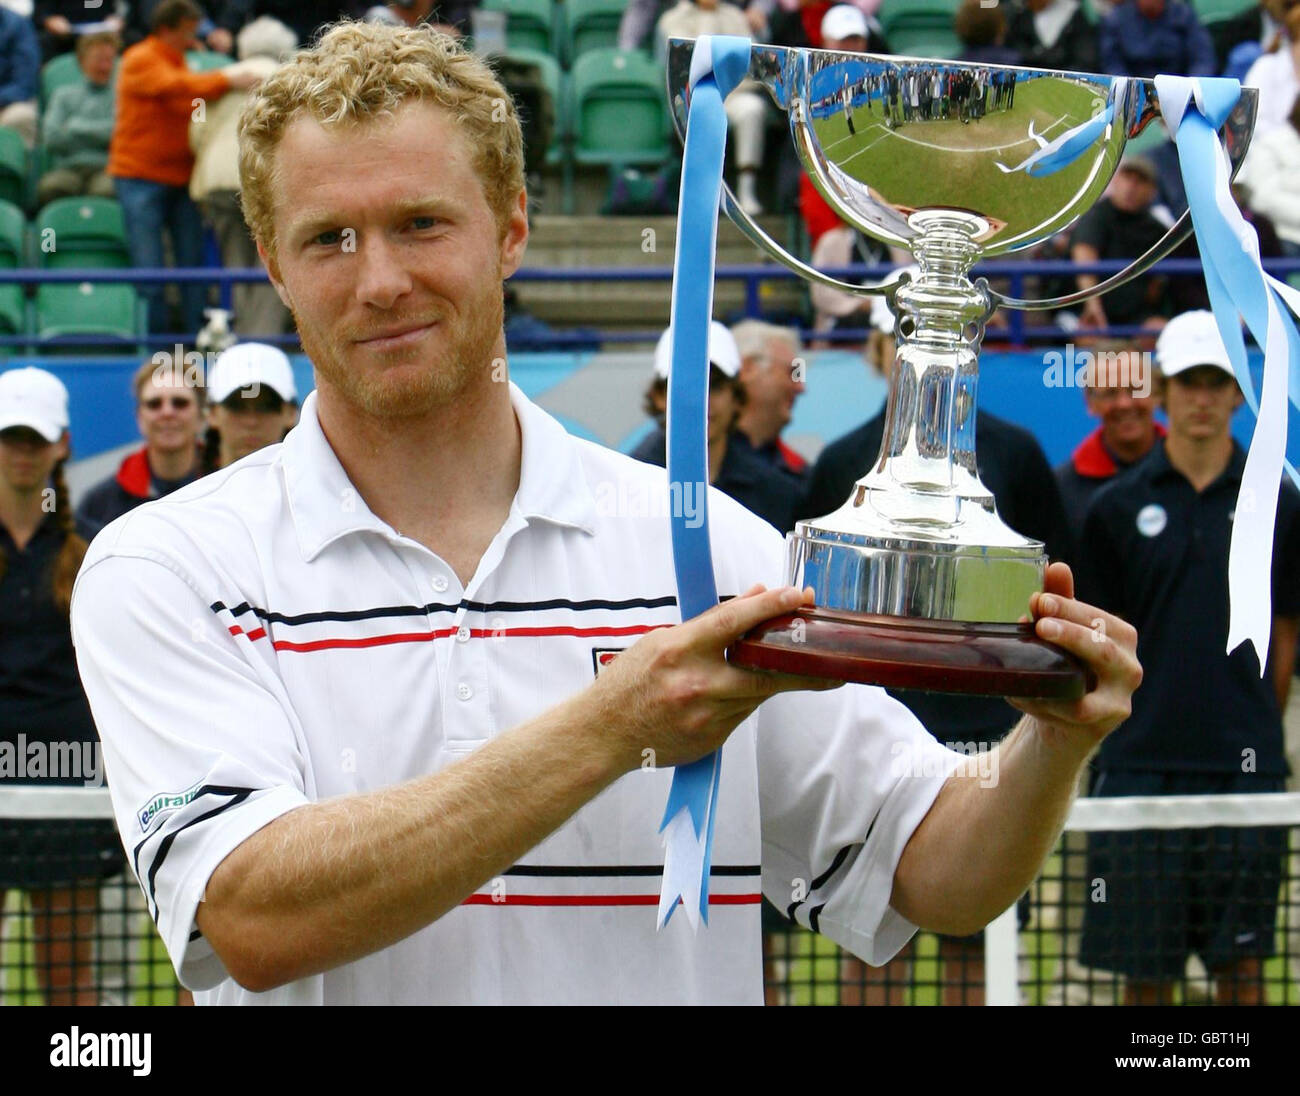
[996,104,1115,178]
[658,34,752,928]
[1157,75,1300,664]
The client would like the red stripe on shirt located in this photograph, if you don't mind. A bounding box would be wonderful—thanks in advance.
[461,893,762,907]
[227,622,668,652]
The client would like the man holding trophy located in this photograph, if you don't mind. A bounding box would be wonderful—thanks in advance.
[68,22,1150,1004]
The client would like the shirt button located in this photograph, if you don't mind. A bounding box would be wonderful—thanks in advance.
[431,575,449,593]
[456,682,473,701]
[456,625,471,643]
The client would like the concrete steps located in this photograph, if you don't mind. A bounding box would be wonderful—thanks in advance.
[514,214,807,336]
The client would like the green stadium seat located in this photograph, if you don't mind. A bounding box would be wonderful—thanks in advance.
[564,0,625,65]
[880,0,962,58]
[0,198,25,266]
[0,284,23,334]
[35,282,143,345]
[887,29,963,60]
[41,52,83,104]
[570,48,672,166]
[35,197,130,269]
[483,0,554,54]
[186,50,232,71]
[1194,0,1258,24]
[0,127,26,209]
[498,48,566,167]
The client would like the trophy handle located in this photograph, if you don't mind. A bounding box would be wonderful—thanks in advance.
[719,184,903,298]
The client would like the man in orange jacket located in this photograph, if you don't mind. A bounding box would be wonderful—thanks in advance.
[108,0,261,335]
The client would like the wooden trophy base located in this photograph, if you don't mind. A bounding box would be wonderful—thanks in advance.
[727,606,1091,699]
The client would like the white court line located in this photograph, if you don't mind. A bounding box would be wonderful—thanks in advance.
[831,112,1072,170]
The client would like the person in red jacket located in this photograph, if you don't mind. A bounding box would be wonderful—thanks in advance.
[108,0,262,334]
[75,359,205,539]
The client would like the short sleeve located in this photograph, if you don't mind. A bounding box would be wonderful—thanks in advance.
[70,551,311,991]
[756,683,968,965]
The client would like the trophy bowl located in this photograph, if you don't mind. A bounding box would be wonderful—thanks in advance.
[666,41,1257,697]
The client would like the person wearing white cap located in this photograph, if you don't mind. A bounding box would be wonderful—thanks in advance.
[1076,310,1300,1005]
[76,357,208,539]
[0,367,123,1004]
[630,321,801,531]
[202,342,300,472]
[655,0,769,215]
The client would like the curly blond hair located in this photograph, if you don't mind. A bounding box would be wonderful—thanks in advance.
[238,20,524,260]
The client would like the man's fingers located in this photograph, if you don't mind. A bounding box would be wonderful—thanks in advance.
[695,585,809,648]
[1033,591,1136,650]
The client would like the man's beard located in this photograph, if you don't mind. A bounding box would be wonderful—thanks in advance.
[292,271,506,421]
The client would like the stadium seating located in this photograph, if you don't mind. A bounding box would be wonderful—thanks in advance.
[880,0,963,59]
[34,197,130,270]
[40,52,84,104]
[563,0,625,65]
[0,128,26,209]
[185,50,232,71]
[34,282,144,345]
[1193,0,1258,24]
[570,49,671,166]
[0,198,25,267]
[484,0,555,54]
[500,48,567,167]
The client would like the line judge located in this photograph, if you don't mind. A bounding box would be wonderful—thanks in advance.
[70,21,1141,1005]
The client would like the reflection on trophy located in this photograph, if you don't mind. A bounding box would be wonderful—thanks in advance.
[666,42,1257,698]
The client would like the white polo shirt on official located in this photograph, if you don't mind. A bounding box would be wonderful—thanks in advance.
[71,383,965,1005]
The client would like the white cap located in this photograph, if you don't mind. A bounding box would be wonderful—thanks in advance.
[0,367,70,443]
[207,343,298,403]
[1155,310,1235,379]
[821,4,868,44]
[653,321,742,380]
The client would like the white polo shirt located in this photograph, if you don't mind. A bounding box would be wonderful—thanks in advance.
[71,383,964,1005]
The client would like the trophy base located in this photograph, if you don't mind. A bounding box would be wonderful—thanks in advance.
[728,606,1091,699]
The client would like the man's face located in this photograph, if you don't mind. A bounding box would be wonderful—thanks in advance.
[209,390,298,465]
[136,377,201,457]
[1110,168,1157,214]
[1085,380,1157,451]
[1161,366,1243,442]
[260,100,528,421]
[0,427,67,493]
[1136,0,1166,19]
[826,34,867,53]
[159,18,201,51]
[706,371,739,447]
[742,338,804,430]
[82,43,116,86]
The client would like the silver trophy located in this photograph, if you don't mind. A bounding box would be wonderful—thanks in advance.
[666,42,1256,696]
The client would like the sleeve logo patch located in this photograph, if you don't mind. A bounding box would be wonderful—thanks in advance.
[137,782,202,835]
[591,648,625,676]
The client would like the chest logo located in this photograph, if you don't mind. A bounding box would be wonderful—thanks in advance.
[592,648,625,676]
[1136,503,1167,538]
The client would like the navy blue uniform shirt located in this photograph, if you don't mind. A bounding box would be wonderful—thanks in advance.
[1076,439,1300,776]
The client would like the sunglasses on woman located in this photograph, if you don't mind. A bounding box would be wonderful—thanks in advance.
[141,396,197,411]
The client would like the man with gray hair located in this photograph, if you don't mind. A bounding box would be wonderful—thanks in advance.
[729,319,809,483]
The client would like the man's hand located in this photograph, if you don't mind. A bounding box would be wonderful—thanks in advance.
[587,584,841,772]
[225,67,264,91]
[45,15,72,34]
[206,27,234,54]
[1008,561,1141,751]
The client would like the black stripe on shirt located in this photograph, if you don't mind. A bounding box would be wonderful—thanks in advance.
[211,595,681,626]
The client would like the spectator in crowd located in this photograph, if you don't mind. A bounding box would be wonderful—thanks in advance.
[190,16,295,337]
[1004,0,1099,73]
[1210,1,1290,78]
[1237,96,1300,255]
[76,358,206,538]
[121,0,233,53]
[632,321,800,531]
[365,0,472,35]
[0,367,122,1005]
[34,0,126,61]
[35,31,118,207]
[955,0,1020,67]
[799,5,879,245]
[1243,2,1300,140]
[108,0,263,335]
[767,0,888,50]
[1071,156,1170,335]
[800,289,1071,1004]
[0,5,38,146]
[201,342,299,472]
[1077,311,1300,1005]
[730,320,808,482]
[1055,340,1164,543]
[656,0,767,215]
[1099,0,1215,80]
[808,223,905,334]
[212,1,371,50]
[622,0,772,50]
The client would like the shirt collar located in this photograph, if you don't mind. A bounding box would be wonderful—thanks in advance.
[1147,436,1247,489]
[283,383,597,562]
